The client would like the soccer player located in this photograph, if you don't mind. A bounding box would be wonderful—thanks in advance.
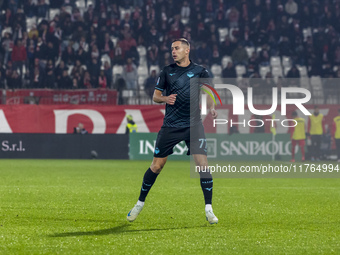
[290,111,306,162]
[332,108,340,162]
[308,106,325,161]
[127,38,219,224]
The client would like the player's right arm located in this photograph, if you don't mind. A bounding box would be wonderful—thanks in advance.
[153,90,177,105]
[153,68,177,105]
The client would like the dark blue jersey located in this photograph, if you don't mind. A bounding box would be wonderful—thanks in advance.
[155,61,211,128]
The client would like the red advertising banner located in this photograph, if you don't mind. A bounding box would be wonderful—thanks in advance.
[4,89,117,105]
[0,104,338,134]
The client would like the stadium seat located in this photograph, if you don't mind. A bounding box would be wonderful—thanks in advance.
[297,65,308,77]
[120,8,131,20]
[113,65,123,75]
[122,90,134,97]
[283,66,291,76]
[282,56,291,68]
[213,77,223,84]
[149,65,160,75]
[302,27,312,40]
[137,65,148,76]
[139,55,147,65]
[221,56,232,69]
[260,66,270,78]
[110,36,118,47]
[181,18,189,25]
[271,66,283,77]
[37,17,46,25]
[64,6,72,15]
[26,17,36,30]
[138,76,146,88]
[211,64,222,77]
[310,76,323,101]
[229,28,238,41]
[87,0,95,7]
[49,9,60,19]
[76,0,86,8]
[137,46,146,57]
[270,56,281,67]
[245,47,255,57]
[236,65,246,77]
[67,65,74,75]
[101,54,111,66]
[218,28,228,42]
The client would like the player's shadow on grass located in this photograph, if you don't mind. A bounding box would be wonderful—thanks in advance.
[49,223,207,237]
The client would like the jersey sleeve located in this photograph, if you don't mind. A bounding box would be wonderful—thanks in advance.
[199,68,213,88]
[200,68,211,79]
[155,68,166,92]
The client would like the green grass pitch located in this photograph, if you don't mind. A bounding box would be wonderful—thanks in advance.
[0,159,339,254]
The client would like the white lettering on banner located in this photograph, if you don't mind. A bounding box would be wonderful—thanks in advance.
[54,110,106,133]
[0,110,12,133]
[138,140,156,155]
[52,92,108,103]
[173,142,187,155]
[138,140,187,155]
[117,109,150,134]
[2,140,25,151]
[139,140,144,154]
[144,140,155,154]
[220,141,291,156]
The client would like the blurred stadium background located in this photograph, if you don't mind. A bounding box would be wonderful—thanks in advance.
[0,0,339,160]
[0,0,339,105]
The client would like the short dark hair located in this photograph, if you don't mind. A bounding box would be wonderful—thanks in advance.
[172,38,190,47]
[292,111,298,117]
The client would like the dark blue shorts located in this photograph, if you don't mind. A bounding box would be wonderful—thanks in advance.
[153,123,207,158]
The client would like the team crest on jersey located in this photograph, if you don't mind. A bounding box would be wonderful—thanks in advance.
[187,71,194,78]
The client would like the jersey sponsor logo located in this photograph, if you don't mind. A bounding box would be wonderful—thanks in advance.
[186,71,194,78]
[169,73,175,76]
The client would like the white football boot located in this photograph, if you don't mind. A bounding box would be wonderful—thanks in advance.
[127,204,143,222]
[205,209,218,224]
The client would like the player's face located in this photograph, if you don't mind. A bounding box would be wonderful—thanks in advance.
[171,41,189,63]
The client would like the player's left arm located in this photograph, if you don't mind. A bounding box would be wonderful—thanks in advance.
[201,85,218,119]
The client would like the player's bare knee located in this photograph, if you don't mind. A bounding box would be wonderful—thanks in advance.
[150,162,165,173]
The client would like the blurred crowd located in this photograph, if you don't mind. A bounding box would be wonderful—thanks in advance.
[0,0,340,94]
